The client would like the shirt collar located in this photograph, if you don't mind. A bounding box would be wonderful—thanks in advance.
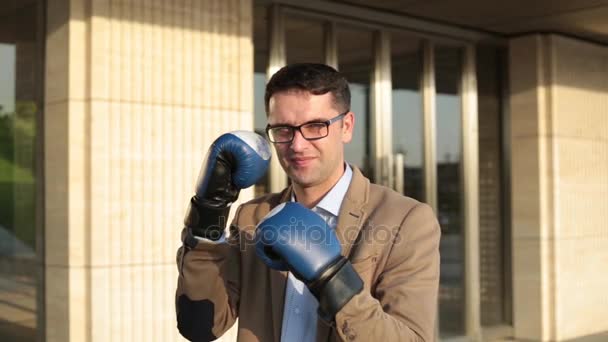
[290,163,353,217]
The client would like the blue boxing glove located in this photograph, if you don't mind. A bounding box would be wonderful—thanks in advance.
[184,131,271,240]
[255,202,363,321]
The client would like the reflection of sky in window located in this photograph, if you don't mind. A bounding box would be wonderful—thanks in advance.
[393,89,423,166]
[392,91,461,166]
[344,83,367,169]
[436,94,461,163]
[0,44,16,114]
[254,72,266,131]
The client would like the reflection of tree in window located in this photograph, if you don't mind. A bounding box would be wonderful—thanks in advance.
[0,1,43,339]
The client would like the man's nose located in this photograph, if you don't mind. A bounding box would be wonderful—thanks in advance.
[290,129,308,151]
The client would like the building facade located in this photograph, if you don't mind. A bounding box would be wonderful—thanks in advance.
[0,0,607,341]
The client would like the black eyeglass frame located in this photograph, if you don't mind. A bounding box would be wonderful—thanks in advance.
[265,110,350,144]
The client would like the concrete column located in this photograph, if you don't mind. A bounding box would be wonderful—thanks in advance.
[510,34,608,341]
[44,0,252,340]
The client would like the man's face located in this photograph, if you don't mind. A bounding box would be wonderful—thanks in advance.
[267,90,354,188]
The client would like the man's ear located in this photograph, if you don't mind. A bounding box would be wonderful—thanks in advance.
[342,111,354,144]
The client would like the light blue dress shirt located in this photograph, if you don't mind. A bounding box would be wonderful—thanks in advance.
[280,164,353,342]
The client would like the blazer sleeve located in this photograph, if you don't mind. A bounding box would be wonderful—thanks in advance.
[175,205,243,341]
[334,203,441,342]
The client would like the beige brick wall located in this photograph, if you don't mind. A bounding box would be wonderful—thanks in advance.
[550,36,608,340]
[45,0,252,341]
[510,34,608,341]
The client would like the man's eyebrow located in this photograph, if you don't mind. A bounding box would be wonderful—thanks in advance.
[305,117,329,123]
[268,117,329,127]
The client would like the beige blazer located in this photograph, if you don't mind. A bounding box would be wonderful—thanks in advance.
[176,166,440,342]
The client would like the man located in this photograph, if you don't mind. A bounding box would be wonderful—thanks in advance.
[176,63,440,342]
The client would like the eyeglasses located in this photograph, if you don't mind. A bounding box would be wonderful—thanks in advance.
[265,110,349,144]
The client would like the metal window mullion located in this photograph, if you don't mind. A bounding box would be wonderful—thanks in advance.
[421,39,439,341]
[324,21,338,69]
[371,30,392,187]
[461,43,481,341]
[36,0,46,340]
[267,4,288,192]
[421,41,437,212]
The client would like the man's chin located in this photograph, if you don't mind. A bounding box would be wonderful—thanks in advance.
[287,168,318,187]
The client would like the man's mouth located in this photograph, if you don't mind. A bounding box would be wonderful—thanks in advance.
[290,156,316,167]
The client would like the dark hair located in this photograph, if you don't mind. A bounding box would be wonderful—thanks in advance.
[264,63,351,114]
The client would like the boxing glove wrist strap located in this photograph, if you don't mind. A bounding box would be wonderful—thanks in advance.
[311,258,364,323]
[184,197,231,241]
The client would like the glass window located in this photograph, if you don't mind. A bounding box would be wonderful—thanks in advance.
[391,32,423,201]
[338,26,373,178]
[435,45,465,338]
[0,0,44,341]
[477,45,509,326]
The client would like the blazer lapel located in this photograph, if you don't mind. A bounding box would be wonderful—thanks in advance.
[335,166,370,257]
[268,186,293,342]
